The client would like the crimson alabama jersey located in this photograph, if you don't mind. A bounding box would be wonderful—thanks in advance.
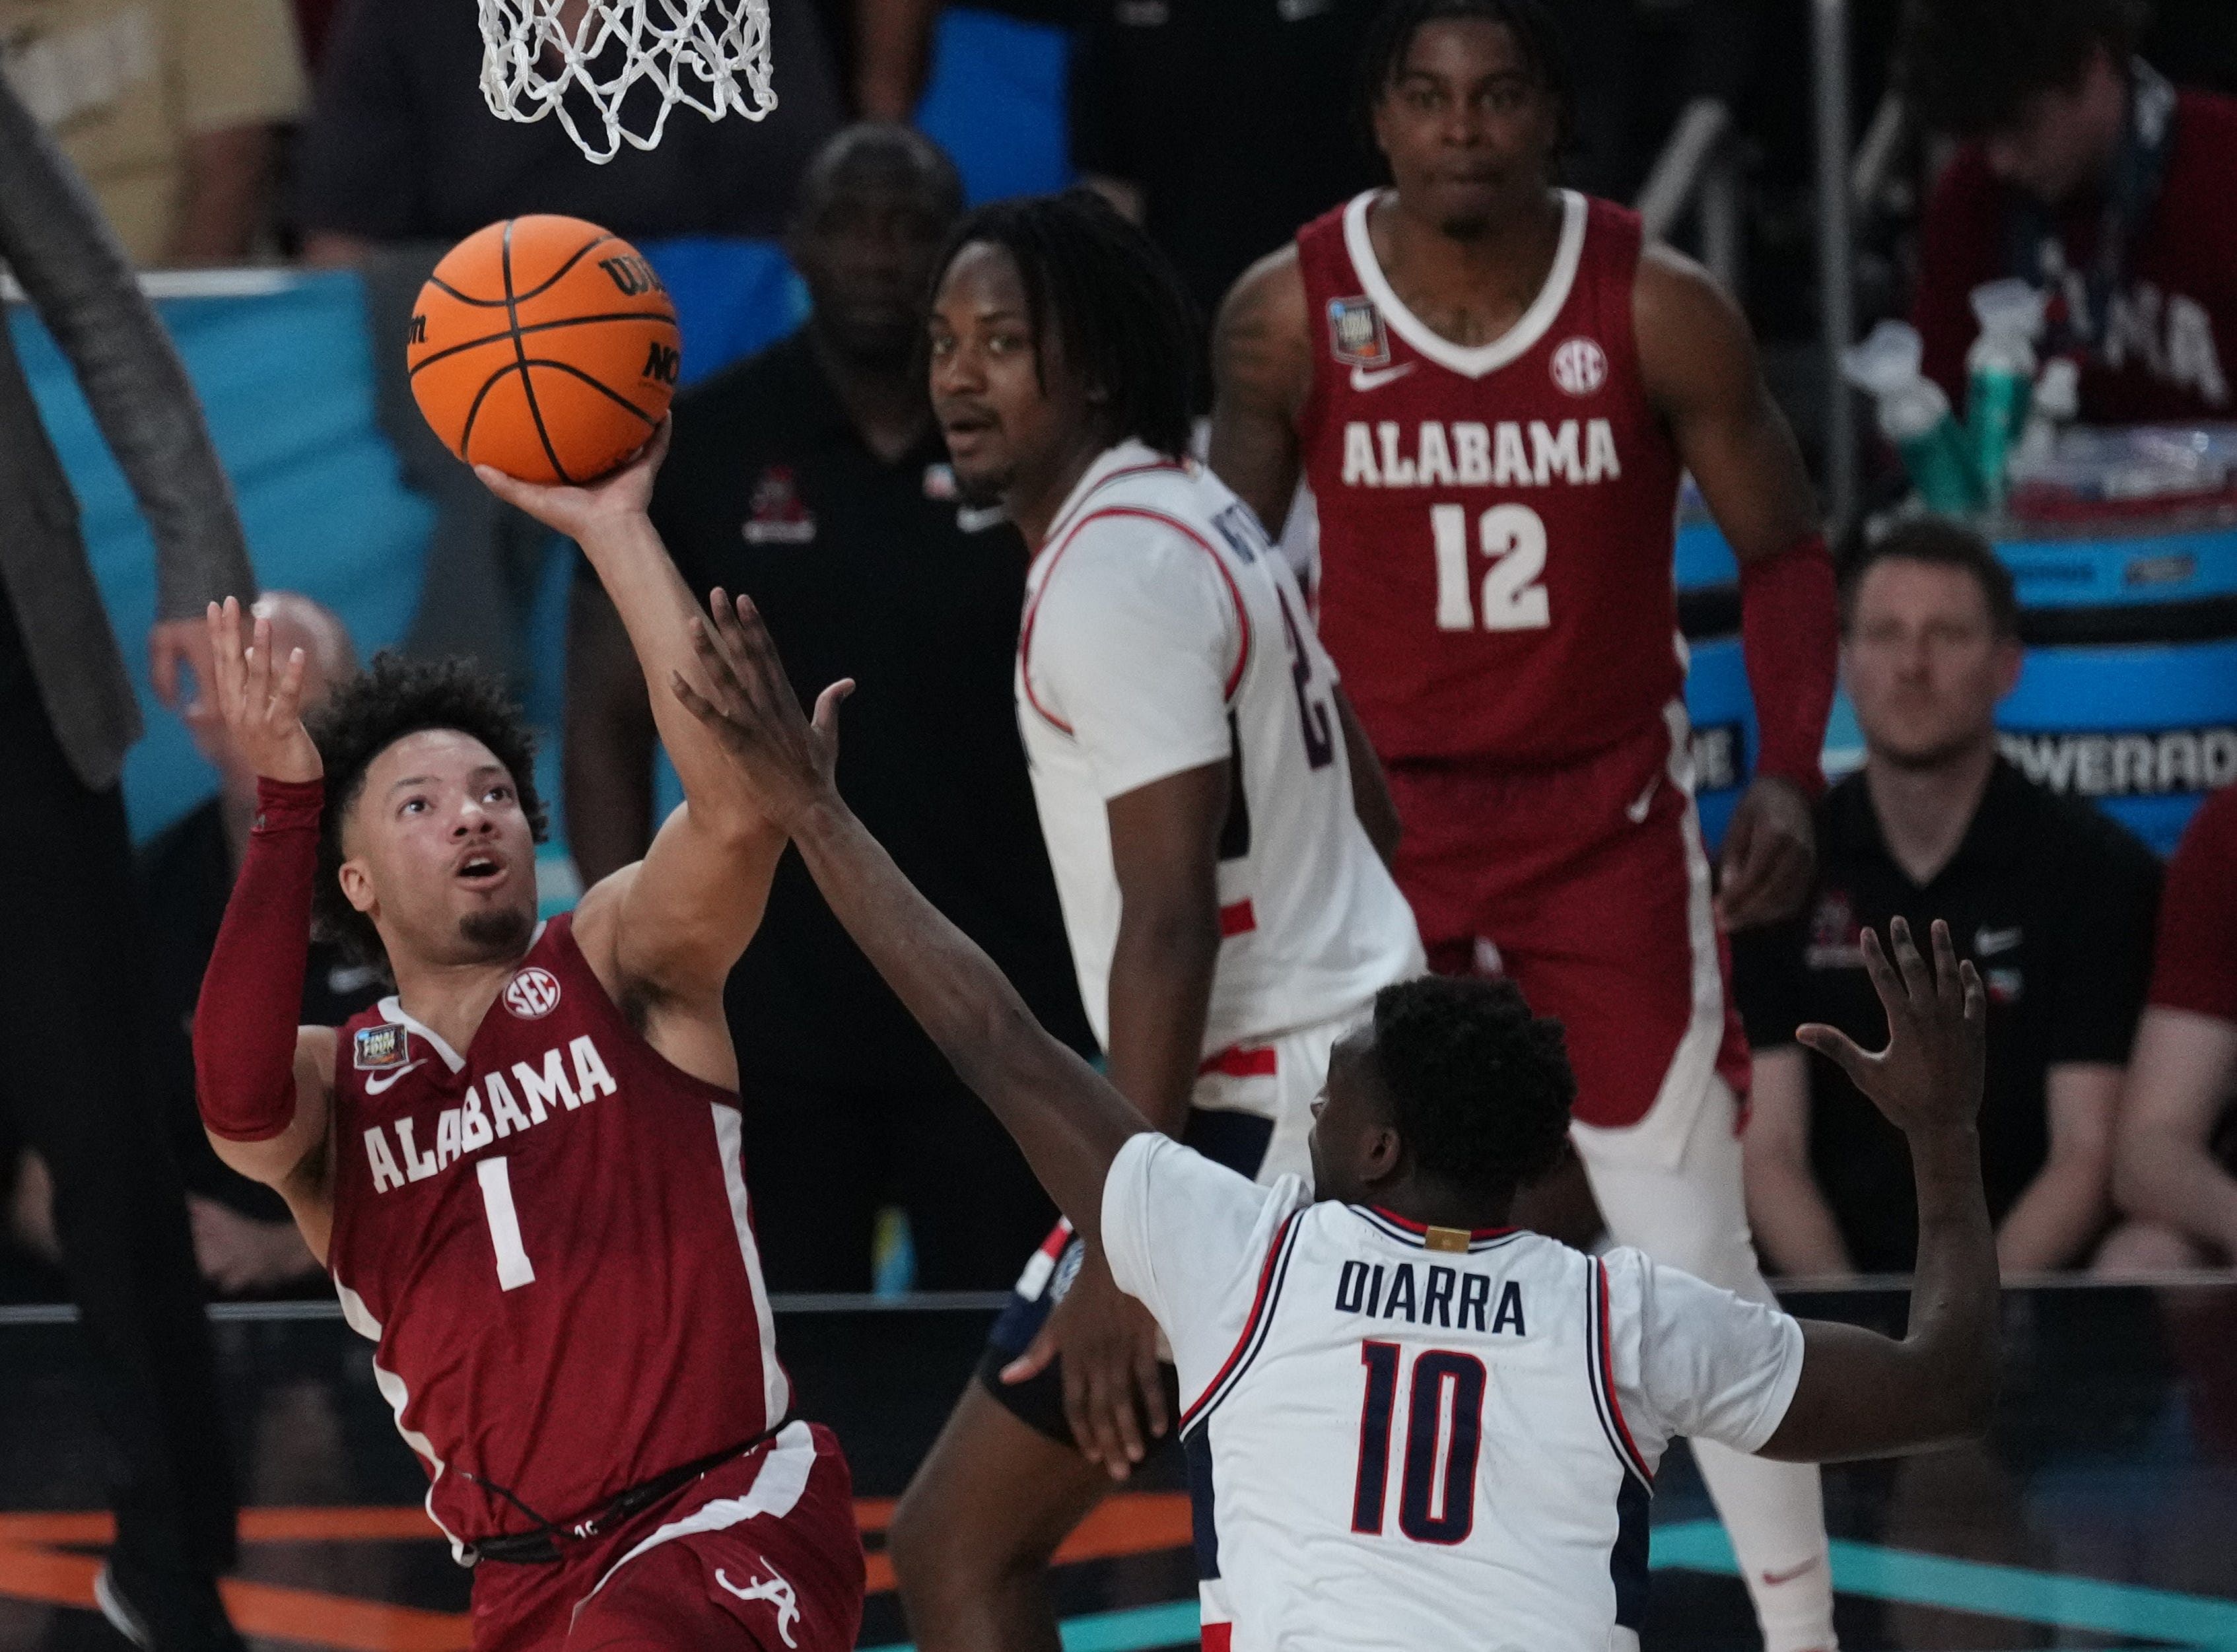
[1296,189,1685,767]
[326,915,789,1558]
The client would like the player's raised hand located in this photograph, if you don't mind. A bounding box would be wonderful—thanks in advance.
[670,589,853,831]
[473,418,671,542]
[204,598,320,784]
[1796,917,1984,1139]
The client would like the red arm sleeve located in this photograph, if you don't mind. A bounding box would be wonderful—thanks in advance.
[2149,785,2237,1023]
[1739,533,1839,799]
[193,776,325,1142]
[1912,147,2002,410]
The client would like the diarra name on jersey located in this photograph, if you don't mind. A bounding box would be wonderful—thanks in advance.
[361,1035,617,1194]
[1337,1256,1530,1335]
[1341,417,1624,491]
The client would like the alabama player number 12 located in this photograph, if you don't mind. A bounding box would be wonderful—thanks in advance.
[1430,503,1551,633]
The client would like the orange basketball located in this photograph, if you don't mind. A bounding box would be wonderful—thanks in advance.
[407,215,681,485]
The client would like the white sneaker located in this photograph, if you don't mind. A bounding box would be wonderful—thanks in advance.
[94,1561,154,1649]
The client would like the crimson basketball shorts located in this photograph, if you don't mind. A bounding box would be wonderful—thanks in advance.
[1387,703,1752,1165]
[471,1423,865,1652]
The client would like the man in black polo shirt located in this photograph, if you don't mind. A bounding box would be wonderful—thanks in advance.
[1735,518,2160,1276]
[564,125,1092,1290]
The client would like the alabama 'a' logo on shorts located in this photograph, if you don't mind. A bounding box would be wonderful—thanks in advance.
[504,967,563,1019]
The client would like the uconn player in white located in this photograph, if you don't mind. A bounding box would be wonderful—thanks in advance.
[890,193,1422,1652]
[671,584,1999,1652]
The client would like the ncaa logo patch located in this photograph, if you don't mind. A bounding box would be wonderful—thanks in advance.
[1550,336,1608,397]
[504,967,563,1019]
[353,1025,411,1071]
[1326,296,1391,368]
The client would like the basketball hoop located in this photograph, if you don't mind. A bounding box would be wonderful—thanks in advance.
[477,0,776,165]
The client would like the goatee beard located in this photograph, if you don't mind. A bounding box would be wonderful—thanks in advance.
[461,907,534,958]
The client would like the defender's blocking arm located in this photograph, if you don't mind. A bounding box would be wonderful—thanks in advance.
[670,592,1146,1235]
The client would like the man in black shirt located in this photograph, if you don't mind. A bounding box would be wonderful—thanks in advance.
[1735,519,2160,1275]
[565,125,1093,1290]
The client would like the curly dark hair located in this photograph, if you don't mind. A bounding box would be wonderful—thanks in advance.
[1368,975,1575,1197]
[933,189,1201,460]
[1899,0,2142,135]
[1358,0,1575,153]
[308,653,548,970]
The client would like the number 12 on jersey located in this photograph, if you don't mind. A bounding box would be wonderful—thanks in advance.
[1431,504,1550,633]
[1352,1341,1486,1544]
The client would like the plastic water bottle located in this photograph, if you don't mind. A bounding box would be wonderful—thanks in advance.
[1966,279,2047,508]
[2010,357,2081,477]
[1842,320,1983,514]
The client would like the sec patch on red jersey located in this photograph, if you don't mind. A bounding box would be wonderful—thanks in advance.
[1326,296,1391,368]
[353,1025,412,1072]
[504,967,563,1019]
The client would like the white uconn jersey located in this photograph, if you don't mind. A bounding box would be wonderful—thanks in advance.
[1102,1136,1806,1652]
[1017,442,1423,1057]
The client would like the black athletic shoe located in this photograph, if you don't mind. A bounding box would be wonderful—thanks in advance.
[92,1559,246,1652]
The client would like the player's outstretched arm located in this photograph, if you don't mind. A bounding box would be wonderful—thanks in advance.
[191,600,339,1243]
[1208,247,1314,540]
[1758,918,1999,1463]
[475,430,783,1015]
[671,592,1146,1235]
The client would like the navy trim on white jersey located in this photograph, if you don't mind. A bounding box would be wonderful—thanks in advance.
[1179,1210,1306,1433]
[1586,1260,1654,1488]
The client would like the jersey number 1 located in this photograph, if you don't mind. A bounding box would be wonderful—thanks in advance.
[1352,1341,1486,1544]
[1431,504,1550,632]
[477,1157,536,1291]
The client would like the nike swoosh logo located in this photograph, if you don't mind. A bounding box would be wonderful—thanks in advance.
[1976,926,2022,955]
[363,1060,427,1095]
[1761,1557,1824,1587]
[1625,775,1661,823]
[1350,362,1416,392]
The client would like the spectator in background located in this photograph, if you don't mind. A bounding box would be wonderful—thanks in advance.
[1902,0,2237,423]
[1736,520,2159,1276]
[565,125,1093,1290]
[811,0,938,120]
[2100,782,2237,1270]
[1069,0,1385,328]
[0,0,308,265]
[0,72,248,1651]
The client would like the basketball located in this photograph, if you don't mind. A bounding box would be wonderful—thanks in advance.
[407,215,681,485]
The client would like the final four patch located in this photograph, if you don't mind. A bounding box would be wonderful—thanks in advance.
[1326,296,1391,368]
[353,1025,411,1071]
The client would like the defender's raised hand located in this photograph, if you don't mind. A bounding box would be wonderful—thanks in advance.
[670,590,853,831]
[204,598,320,784]
[1797,917,1985,1138]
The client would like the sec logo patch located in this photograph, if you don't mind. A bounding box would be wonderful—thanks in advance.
[504,967,563,1019]
[1550,336,1607,397]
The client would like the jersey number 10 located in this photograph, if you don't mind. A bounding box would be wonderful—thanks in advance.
[1352,1341,1487,1544]
[1431,504,1551,632]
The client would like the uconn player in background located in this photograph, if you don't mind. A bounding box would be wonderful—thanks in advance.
[889,193,1424,1652]
[668,582,1999,1652]
[1210,3,1844,1644]
[187,429,864,1651]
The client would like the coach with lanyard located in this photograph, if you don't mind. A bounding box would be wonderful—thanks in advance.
[0,73,250,1652]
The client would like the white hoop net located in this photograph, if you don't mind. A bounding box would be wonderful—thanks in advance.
[478,0,777,165]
